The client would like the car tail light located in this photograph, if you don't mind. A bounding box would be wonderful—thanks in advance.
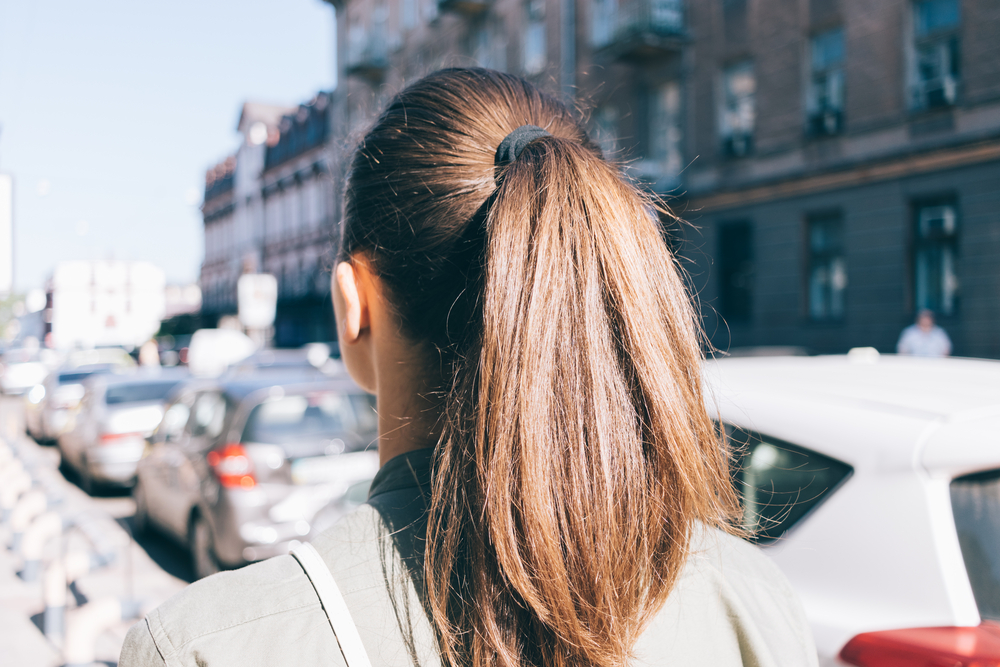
[840,622,1000,667]
[99,432,142,444]
[207,443,256,489]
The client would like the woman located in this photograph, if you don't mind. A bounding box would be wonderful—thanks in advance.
[121,68,816,667]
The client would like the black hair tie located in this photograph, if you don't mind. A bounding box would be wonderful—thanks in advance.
[495,125,551,167]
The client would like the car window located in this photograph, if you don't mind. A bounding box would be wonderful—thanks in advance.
[188,392,227,439]
[106,380,182,405]
[950,469,1000,621]
[160,401,191,442]
[726,425,853,544]
[241,391,373,449]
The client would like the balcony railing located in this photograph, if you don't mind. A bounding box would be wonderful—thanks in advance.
[438,0,490,16]
[592,0,684,61]
[346,27,388,81]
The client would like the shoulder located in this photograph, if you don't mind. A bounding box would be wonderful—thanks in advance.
[122,551,333,667]
[634,527,817,667]
[120,506,434,667]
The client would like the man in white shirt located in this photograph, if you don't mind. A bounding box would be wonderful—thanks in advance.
[897,309,952,357]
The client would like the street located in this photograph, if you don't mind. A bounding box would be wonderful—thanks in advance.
[0,396,191,667]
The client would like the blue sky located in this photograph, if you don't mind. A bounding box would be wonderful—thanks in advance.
[0,0,334,291]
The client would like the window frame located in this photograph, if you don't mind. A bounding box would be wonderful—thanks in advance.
[719,60,756,157]
[805,211,847,323]
[911,197,960,317]
[725,424,855,544]
[908,0,962,111]
[523,0,547,76]
[717,220,755,325]
[806,27,846,137]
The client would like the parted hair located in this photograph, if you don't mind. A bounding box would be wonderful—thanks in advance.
[340,68,739,667]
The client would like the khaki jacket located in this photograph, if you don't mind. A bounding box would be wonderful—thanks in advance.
[120,449,817,667]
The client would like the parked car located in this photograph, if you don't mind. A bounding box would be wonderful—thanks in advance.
[705,353,1000,667]
[222,344,343,379]
[25,362,133,443]
[58,369,188,492]
[133,375,378,579]
[0,347,52,395]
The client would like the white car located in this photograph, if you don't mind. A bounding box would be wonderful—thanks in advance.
[705,353,1000,666]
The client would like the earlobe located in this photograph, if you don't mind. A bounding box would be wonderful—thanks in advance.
[335,262,366,344]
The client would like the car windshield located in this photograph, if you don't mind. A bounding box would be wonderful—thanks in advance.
[105,380,182,405]
[242,391,376,449]
[59,371,99,384]
[951,469,1000,621]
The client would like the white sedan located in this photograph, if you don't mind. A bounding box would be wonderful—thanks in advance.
[705,352,1000,667]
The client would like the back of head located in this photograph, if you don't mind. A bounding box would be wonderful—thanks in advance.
[341,68,737,667]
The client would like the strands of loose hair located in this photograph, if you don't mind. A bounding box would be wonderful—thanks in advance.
[341,68,740,667]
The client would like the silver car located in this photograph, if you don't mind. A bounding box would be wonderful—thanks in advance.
[25,364,123,443]
[58,370,188,492]
[133,375,378,579]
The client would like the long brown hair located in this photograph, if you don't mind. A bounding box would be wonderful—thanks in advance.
[340,68,738,667]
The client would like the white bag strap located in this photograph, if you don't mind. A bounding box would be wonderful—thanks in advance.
[291,542,373,667]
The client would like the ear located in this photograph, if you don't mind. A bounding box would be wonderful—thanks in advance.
[334,261,370,344]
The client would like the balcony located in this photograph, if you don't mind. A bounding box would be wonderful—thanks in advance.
[346,27,388,81]
[438,0,490,16]
[591,0,684,62]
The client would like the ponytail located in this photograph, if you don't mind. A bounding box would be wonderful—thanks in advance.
[341,68,738,667]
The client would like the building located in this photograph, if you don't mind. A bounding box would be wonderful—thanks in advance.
[45,260,166,350]
[200,96,337,347]
[318,0,1000,358]
[680,0,1000,358]
[201,102,295,323]
[261,92,337,347]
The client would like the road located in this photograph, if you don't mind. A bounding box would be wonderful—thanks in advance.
[0,396,191,666]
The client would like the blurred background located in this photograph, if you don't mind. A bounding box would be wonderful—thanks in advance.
[1,0,999,666]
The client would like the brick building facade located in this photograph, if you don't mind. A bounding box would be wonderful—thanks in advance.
[681,0,1000,357]
[200,0,998,354]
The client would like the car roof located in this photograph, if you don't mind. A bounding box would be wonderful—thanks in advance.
[89,367,191,388]
[706,354,1000,423]
[705,354,1000,476]
[209,372,362,403]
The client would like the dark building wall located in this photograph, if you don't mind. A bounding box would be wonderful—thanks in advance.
[685,157,1000,357]
[964,0,1000,104]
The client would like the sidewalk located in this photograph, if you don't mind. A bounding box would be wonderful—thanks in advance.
[0,399,189,667]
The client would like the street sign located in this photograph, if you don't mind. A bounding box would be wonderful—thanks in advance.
[238,273,277,329]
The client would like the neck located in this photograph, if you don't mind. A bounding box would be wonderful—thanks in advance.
[373,345,443,466]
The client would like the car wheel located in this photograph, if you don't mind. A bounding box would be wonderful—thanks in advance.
[79,454,94,495]
[132,481,150,536]
[190,514,220,580]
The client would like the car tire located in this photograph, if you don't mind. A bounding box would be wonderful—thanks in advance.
[190,513,220,580]
[132,481,150,536]
[79,454,94,496]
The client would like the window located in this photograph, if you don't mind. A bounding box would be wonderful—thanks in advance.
[189,392,227,440]
[647,81,682,178]
[720,61,755,157]
[951,469,1000,621]
[718,221,754,323]
[910,0,960,110]
[807,28,845,136]
[401,0,418,30]
[914,201,959,316]
[523,0,546,75]
[591,0,616,47]
[807,213,846,321]
[473,22,507,71]
[589,106,620,161]
[728,426,853,543]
